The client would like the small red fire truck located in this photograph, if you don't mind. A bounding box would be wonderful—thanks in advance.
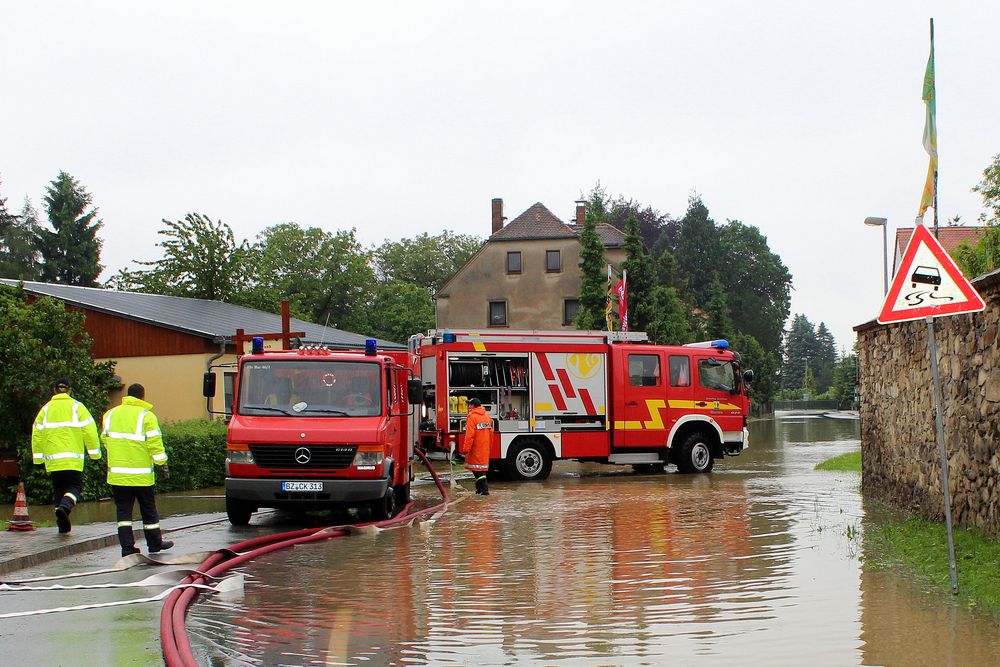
[410,329,752,480]
[205,337,422,525]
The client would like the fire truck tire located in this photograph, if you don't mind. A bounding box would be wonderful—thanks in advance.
[676,433,715,474]
[504,440,552,481]
[226,497,255,526]
[371,486,397,520]
[394,482,411,506]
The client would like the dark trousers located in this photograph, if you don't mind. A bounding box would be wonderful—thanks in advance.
[112,485,163,549]
[50,470,84,513]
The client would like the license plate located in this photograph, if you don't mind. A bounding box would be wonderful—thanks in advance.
[282,481,323,492]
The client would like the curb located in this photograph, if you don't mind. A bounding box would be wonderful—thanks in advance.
[0,515,231,577]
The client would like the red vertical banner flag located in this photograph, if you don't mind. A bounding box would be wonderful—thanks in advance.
[615,269,628,332]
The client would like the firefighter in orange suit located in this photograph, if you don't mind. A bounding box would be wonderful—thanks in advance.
[461,398,492,495]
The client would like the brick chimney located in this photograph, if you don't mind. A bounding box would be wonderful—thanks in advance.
[491,198,505,234]
[574,200,587,226]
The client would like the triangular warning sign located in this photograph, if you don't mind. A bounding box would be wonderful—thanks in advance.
[878,224,986,324]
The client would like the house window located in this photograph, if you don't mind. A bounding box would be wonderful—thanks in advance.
[563,299,580,326]
[488,300,507,326]
[506,251,521,274]
[546,250,561,272]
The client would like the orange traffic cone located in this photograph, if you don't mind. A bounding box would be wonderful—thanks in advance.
[7,482,35,531]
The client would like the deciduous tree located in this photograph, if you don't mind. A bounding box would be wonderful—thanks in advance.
[109,213,251,302]
[0,284,116,503]
[374,231,482,294]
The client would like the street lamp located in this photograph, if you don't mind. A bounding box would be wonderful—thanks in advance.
[864,216,888,296]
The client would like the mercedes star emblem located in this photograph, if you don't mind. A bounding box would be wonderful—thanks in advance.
[294,447,312,464]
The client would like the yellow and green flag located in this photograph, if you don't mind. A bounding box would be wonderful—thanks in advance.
[918,25,936,219]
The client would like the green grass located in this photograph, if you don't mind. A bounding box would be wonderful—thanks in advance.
[815,450,861,472]
[866,513,1000,613]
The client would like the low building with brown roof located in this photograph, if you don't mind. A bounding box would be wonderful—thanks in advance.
[435,199,625,330]
[893,226,987,276]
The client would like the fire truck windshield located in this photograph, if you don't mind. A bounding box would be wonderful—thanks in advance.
[238,360,382,417]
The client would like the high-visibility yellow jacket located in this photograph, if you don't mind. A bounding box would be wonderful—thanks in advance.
[101,396,168,486]
[31,393,101,472]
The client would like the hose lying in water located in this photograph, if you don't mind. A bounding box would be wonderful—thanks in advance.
[160,448,453,667]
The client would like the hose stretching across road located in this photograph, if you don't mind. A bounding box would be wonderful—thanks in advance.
[160,449,453,667]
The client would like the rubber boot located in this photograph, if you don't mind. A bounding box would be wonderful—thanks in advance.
[118,525,140,556]
[55,494,75,534]
[475,475,490,496]
[145,527,174,553]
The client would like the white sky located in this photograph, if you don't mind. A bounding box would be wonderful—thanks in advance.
[2,1,998,351]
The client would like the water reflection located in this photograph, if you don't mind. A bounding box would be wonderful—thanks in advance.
[186,415,998,666]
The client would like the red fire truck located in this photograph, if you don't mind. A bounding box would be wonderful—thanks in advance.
[410,329,752,479]
[205,337,422,525]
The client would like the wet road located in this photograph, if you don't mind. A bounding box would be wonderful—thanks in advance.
[3,415,999,665]
[185,415,999,666]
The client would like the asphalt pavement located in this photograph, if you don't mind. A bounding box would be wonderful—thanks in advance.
[0,510,231,577]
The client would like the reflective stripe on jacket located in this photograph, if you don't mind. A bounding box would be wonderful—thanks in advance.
[31,393,101,472]
[461,406,493,473]
[102,396,167,486]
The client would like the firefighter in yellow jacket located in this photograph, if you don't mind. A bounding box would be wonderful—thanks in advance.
[102,383,173,556]
[31,377,102,533]
[461,397,493,495]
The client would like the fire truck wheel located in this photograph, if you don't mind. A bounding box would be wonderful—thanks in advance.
[676,433,715,474]
[393,482,411,507]
[226,497,255,526]
[505,440,552,481]
[372,486,397,520]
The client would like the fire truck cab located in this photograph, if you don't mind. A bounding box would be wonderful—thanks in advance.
[410,329,751,479]
[207,337,421,525]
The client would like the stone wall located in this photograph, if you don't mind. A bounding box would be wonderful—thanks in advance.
[856,270,1000,537]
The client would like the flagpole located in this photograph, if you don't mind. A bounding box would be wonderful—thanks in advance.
[930,18,939,239]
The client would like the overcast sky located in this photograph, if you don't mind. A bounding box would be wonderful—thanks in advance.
[3,1,998,350]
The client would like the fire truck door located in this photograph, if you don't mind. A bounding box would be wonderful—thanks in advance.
[614,349,668,448]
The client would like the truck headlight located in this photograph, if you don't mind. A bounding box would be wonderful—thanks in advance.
[352,448,384,467]
[225,449,255,474]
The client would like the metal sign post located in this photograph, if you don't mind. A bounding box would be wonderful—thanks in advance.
[926,316,958,594]
[877,225,985,597]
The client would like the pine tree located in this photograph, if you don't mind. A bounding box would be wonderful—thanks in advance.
[704,278,734,341]
[675,195,722,309]
[814,322,837,392]
[621,213,656,331]
[645,285,692,345]
[0,198,42,280]
[36,171,103,286]
[576,215,607,330]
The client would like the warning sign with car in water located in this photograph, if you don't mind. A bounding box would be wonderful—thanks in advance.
[877,224,985,324]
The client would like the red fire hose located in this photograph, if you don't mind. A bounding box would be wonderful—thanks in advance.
[160,449,452,667]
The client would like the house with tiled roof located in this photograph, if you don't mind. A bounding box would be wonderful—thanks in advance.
[435,199,626,330]
[892,226,987,276]
[0,279,402,422]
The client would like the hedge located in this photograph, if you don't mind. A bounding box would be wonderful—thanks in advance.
[7,418,227,505]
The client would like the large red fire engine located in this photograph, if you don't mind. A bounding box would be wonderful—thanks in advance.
[410,329,752,479]
[205,336,422,526]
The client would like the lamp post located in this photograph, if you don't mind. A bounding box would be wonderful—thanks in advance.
[864,216,888,296]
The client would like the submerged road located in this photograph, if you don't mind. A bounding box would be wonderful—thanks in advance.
[2,415,999,665]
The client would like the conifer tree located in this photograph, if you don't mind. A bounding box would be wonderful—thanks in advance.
[37,171,103,286]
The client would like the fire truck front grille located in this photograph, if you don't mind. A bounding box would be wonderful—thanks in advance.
[249,444,357,469]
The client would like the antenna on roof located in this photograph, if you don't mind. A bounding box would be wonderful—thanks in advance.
[318,311,332,347]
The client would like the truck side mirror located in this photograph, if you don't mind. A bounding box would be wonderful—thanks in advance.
[742,369,755,385]
[407,378,423,405]
[203,372,217,398]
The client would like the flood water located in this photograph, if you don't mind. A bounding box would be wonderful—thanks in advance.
[186,415,1000,666]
